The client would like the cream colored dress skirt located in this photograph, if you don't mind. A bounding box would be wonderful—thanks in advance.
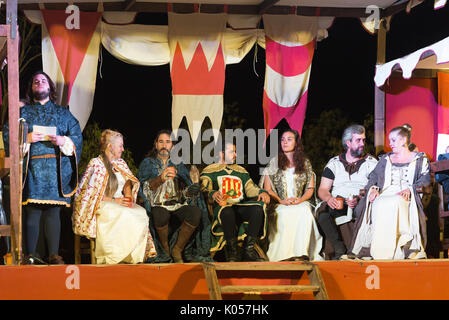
[95,201,151,264]
[267,201,323,262]
[369,184,425,260]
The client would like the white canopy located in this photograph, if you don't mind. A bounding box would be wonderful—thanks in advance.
[374,36,449,87]
[16,0,409,8]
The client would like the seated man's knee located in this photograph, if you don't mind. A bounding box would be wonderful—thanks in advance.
[252,205,264,218]
[220,207,236,224]
[317,211,332,224]
[185,206,202,227]
[151,207,170,227]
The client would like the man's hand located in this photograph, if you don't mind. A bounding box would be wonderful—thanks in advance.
[346,197,358,209]
[47,134,66,146]
[161,166,177,182]
[257,192,270,204]
[326,196,340,209]
[212,191,227,206]
[187,183,200,196]
[27,132,44,143]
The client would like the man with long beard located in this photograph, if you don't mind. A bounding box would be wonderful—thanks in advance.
[3,71,82,264]
[137,130,212,263]
[317,125,377,260]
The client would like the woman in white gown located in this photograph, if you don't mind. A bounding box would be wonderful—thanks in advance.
[260,130,323,261]
[73,130,157,264]
[351,124,430,260]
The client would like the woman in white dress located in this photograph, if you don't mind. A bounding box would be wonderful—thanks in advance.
[73,130,157,264]
[260,130,323,261]
[351,124,430,260]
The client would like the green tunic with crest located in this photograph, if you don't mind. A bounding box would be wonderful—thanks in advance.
[200,163,268,252]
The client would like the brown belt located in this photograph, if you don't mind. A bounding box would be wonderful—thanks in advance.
[31,154,57,160]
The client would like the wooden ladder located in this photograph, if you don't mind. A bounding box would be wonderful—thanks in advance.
[202,262,328,300]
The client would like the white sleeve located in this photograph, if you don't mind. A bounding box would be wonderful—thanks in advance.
[59,136,75,156]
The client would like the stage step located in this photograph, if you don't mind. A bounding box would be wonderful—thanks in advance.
[220,284,321,294]
[202,262,328,300]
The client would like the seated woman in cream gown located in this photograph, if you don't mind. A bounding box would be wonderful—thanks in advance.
[260,130,323,262]
[73,130,156,264]
[351,124,430,260]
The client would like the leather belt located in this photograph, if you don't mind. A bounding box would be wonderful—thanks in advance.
[154,200,180,206]
[31,154,57,160]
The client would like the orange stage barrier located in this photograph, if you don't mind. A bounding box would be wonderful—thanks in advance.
[1,260,448,300]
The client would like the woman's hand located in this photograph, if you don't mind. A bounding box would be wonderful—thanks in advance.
[369,189,379,203]
[282,197,301,206]
[114,196,133,208]
[27,132,44,143]
[398,189,411,201]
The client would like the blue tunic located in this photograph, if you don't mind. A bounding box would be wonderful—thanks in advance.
[3,101,82,206]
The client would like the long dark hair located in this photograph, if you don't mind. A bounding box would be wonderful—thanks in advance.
[278,129,306,174]
[25,70,58,104]
[146,129,174,158]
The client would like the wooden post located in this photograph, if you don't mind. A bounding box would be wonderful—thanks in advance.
[6,0,22,265]
[374,18,386,156]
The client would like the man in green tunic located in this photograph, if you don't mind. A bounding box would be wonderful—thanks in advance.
[200,141,270,262]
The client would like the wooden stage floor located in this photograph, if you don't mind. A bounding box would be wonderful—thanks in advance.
[0,259,448,300]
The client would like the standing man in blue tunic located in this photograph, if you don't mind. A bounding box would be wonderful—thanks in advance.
[3,71,82,264]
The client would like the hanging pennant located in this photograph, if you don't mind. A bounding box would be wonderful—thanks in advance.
[262,15,318,138]
[41,9,102,130]
[168,12,227,142]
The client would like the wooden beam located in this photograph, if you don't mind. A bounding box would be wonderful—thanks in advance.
[431,159,449,173]
[122,0,136,11]
[258,0,280,14]
[7,0,22,265]
[374,18,386,156]
[383,1,409,18]
[9,2,408,18]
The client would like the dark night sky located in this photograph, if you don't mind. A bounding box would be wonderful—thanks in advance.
[69,1,449,168]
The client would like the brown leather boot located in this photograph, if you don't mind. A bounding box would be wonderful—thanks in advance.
[49,254,65,264]
[171,221,197,263]
[155,225,170,255]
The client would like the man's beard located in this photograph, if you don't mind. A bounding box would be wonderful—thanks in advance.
[33,88,50,101]
[350,147,364,158]
[158,148,170,157]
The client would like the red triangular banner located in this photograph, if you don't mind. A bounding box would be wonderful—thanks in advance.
[41,10,101,102]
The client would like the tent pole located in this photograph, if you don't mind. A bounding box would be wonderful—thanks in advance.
[374,18,386,156]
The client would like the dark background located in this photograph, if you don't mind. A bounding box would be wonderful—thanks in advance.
[88,1,449,169]
[17,1,449,176]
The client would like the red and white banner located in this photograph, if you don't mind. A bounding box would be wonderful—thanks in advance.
[168,13,227,142]
[262,15,318,138]
[41,9,102,130]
